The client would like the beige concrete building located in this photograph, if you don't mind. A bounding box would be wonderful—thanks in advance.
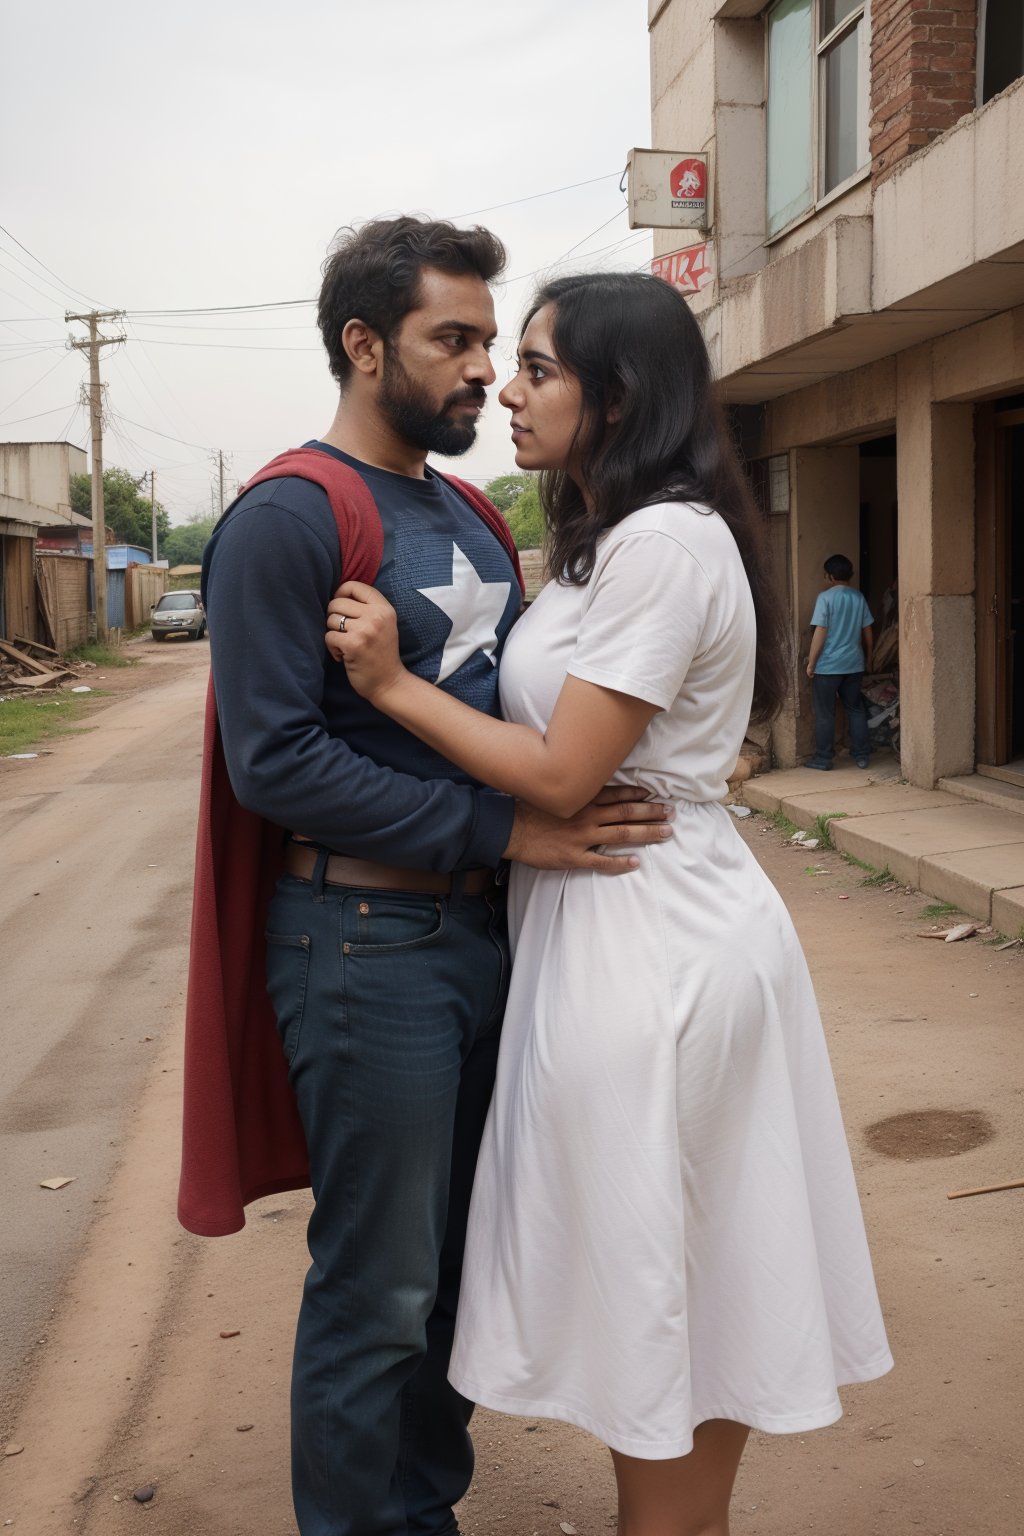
[646,0,1024,791]
[0,440,87,517]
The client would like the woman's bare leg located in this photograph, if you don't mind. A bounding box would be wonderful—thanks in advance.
[610,1419,749,1536]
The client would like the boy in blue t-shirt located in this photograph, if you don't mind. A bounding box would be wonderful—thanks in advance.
[805,553,874,770]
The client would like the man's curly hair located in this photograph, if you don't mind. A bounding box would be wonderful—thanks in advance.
[317,216,507,386]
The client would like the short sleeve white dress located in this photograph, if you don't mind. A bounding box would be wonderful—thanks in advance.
[447,503,893,1459]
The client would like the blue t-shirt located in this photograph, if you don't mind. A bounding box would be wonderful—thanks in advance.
[203,442,520,870]
[810,585,873,674]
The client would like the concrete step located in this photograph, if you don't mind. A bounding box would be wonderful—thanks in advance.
[740,763,1024,929]
[939,774,1024,817]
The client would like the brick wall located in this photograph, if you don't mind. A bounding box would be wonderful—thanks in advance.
[871,0,978,185]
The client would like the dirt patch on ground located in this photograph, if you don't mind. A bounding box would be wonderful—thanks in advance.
[865,1108,996,1160]
[2,800,1022,1535]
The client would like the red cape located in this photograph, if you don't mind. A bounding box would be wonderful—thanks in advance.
[178,447,524,1236]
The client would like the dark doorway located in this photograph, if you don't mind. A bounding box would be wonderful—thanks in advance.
[976,401,1024,778]
[1008,426,1024,760]
[858,435,898,635]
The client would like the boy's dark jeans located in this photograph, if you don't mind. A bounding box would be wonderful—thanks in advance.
[811,671,871,764]
[265,868,509,1536]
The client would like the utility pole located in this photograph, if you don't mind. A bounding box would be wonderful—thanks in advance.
[218,449,225,516]
[150,470,158,563]
[66,308,126,641]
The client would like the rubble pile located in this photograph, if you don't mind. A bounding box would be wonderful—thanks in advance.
[864,676,900,753]
[0,636,93,697]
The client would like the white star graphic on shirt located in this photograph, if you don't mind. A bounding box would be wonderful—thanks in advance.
[418,543,512,684]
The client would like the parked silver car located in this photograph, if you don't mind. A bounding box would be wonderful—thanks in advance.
[151,589,206,641]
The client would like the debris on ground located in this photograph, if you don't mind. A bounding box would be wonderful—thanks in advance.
[864,674,900,753]
[916,923,978,942]
[947,1175,1024,1201]
[39,1177,76,1191]
[132,1485,156,1504]
[0,637,81,694]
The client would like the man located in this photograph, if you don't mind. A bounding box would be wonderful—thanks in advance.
[805,552,874,771]
[189,217,670,1536]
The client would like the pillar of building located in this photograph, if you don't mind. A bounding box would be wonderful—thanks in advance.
[773,445,861,766]
[896,347,975,787]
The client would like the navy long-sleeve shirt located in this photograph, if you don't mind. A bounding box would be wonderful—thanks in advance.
[202,443,519,871]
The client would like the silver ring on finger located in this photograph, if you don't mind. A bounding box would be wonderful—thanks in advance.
[337,614,347,633]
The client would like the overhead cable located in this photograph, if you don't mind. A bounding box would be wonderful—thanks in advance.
[0,221,110,309]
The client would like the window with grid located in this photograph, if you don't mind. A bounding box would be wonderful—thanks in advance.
[766,0,869,239]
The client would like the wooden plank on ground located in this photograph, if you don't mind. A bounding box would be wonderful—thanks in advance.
[12,635,61,658]
[4,670,67,689]
[0,638,53,676]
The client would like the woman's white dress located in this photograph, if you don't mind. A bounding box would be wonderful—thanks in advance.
[448,502,892,1459]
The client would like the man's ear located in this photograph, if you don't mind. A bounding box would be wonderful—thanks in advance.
[342,319,384,377]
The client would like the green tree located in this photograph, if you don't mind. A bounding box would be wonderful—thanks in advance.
[484,471,545,550]
[162,514,217,568]
[484,471,533,513]
[70,467,171,551]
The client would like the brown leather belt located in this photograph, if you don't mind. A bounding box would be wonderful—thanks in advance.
[284,843,496,897]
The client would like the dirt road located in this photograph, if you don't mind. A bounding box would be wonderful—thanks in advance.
[0,639,208,1440]
[1,676,1021,1535]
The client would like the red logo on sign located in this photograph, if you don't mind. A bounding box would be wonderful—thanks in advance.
[670,158,706,203]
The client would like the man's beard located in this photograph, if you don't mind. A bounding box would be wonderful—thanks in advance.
[379,347,485,457]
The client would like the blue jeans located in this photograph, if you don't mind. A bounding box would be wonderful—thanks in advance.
[265,865,509,1536]
[811,671,870,764]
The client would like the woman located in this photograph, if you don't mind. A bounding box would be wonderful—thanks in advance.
[325,272,892,1536]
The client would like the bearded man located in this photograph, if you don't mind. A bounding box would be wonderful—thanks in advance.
[190,217,669,1536]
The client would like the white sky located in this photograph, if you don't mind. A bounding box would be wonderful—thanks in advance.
[1,0,652,525]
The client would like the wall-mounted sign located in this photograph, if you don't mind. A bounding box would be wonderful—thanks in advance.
[627,149,711,230]
[651,242,714,297]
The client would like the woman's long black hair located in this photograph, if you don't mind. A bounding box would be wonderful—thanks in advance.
[525,271,788,723]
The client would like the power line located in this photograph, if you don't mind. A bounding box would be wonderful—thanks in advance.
[0,337,66,348]
[58,399,83,443]
[0,347,68,366]
[552,206,629,266]
[0,401,79,429]
[137,337,321,352]
[0,222,109,309]
[127,297,314,320]
[0,238,88,313]
[118,322,213,446]
[495,214,640,293]
[448,171,622,221]
[130,318,318,333]
[0,256,74,313]
[105,411,211,452]
[0,351,73,420]
[122,172,629,319]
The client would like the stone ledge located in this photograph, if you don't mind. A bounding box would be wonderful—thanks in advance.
[779,785,957,830]
[939,774,1024,816]
[917,844,1024,924]
[992,886,1024,938]
[740,766,1024,920]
